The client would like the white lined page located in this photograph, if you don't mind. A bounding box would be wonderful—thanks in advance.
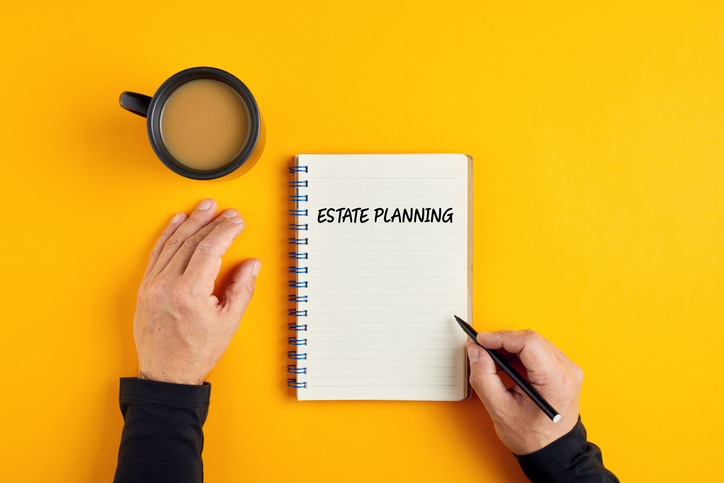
[294,154,469,401]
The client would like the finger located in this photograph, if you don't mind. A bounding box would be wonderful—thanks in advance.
[143,212,187,279]
[476,330,558,378]
[467,341,514,414]
[162,208,239,276]
[151,198,217,276]
[219,258,260,318]
[182,215,246,291]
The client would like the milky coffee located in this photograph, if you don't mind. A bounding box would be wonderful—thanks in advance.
[160,79,250,171]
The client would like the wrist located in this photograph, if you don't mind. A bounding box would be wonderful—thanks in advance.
[138,369,205,386]
[508,411,580,455]
[515,416,588,479]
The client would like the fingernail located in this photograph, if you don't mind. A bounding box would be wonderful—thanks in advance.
[170,212,184,223]
[222,208,239,218]
[253,260,261,276]
[228,216,244,224]
[468,345,479,363]
[197,199,213,211]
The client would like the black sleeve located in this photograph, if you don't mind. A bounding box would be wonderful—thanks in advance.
[113,377,211,483]
[515,417,619,483]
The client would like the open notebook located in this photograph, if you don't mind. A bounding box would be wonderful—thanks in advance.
[288,154,472,401]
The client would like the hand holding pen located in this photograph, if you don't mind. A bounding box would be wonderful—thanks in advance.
[459,319,585,455]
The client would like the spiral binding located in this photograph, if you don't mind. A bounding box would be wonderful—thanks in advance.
[288,163,308,389]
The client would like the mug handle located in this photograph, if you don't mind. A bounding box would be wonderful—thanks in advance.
[119,91,152,118]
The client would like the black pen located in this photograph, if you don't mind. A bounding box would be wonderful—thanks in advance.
[454,315,561,422]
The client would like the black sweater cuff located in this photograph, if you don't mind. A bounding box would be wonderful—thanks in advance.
[515,417,619,483]
[113,378,211,483]
[118,377,211,408]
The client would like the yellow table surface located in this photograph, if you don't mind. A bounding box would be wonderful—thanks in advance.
[1,1,722,481]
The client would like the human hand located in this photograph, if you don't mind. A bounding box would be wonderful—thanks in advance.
[133,198,260,385]
[467,330,584,455]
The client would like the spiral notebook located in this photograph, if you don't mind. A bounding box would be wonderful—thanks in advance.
[288,154,473,401]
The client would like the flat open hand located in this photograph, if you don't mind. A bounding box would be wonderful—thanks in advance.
[133,198,260,385]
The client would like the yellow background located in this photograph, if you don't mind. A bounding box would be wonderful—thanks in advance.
[1,1,722,481]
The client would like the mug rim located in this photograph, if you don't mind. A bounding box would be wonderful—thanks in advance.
[146,67,261,180]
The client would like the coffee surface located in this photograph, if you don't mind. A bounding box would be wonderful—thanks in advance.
[161,79,250,171]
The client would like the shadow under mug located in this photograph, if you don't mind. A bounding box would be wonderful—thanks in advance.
[120,67,261,180]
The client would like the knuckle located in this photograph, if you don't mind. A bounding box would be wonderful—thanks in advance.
[522,329,542,343]
[195,240,217,255]
[164,236,183,250]
[241,281,255,299]
[182,236,200,251]
[149,246,162,260]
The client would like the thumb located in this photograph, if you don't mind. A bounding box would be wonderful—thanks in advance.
[468,341,514,418]
[221,258,260,318]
